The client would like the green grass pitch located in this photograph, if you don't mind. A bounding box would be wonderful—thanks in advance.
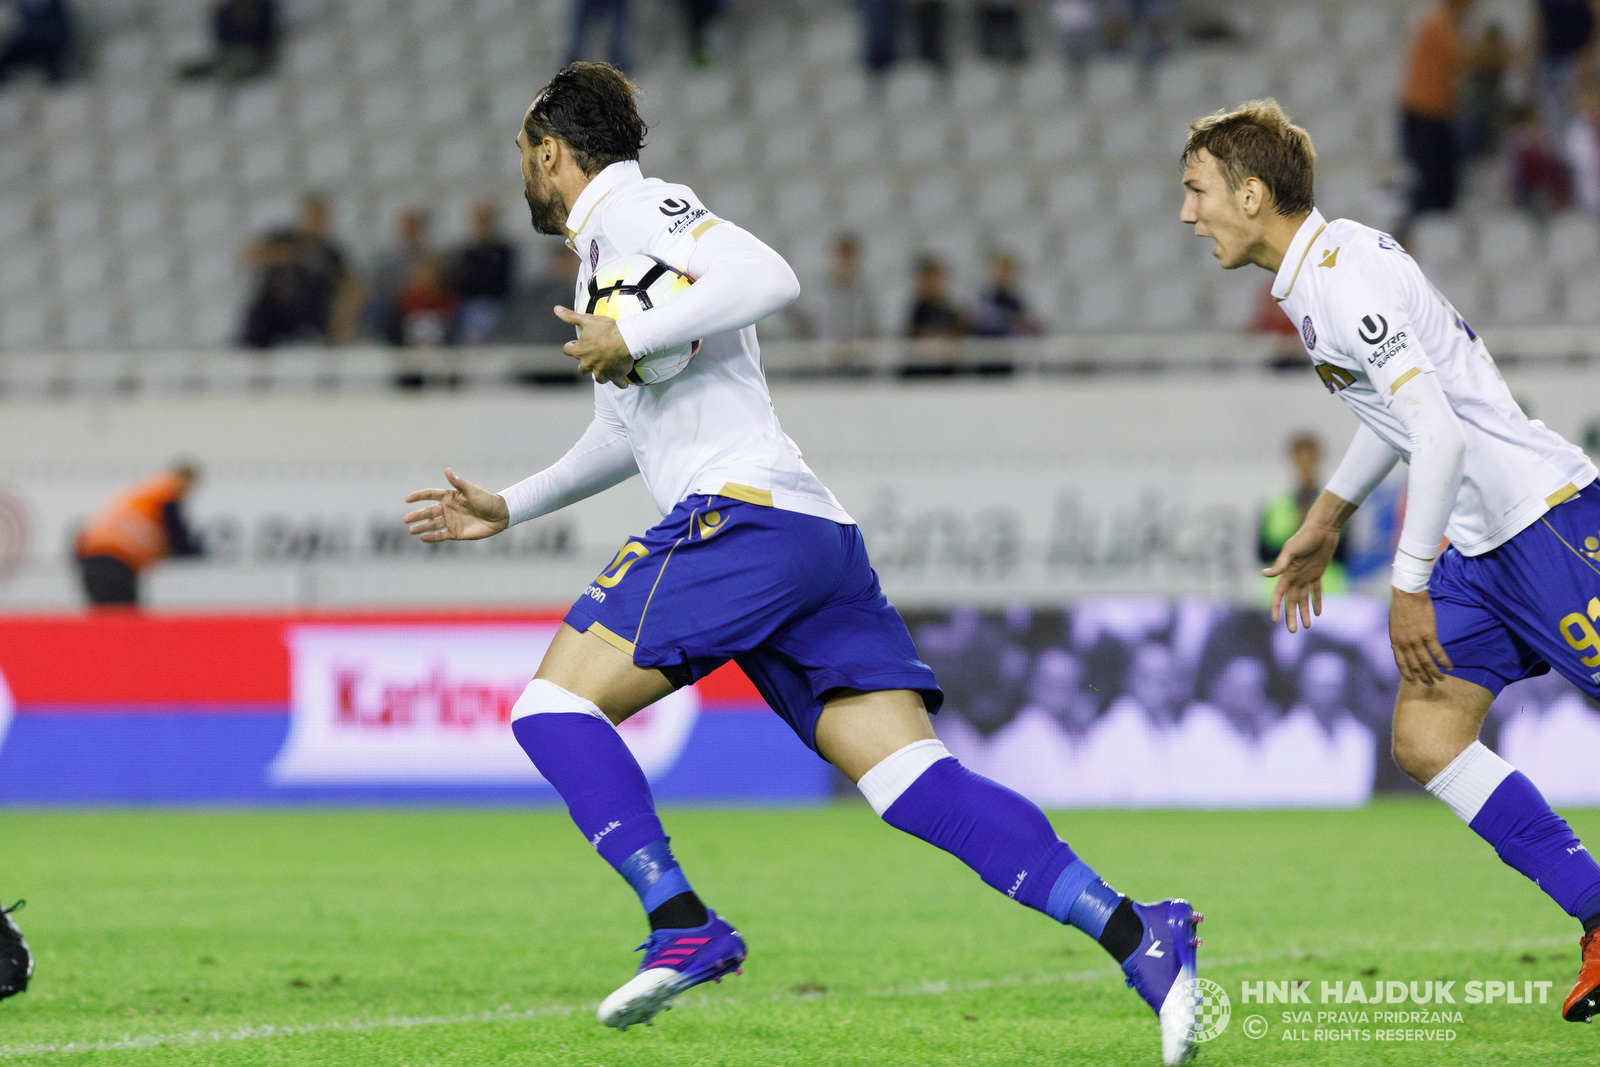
[2,801,1596,1066]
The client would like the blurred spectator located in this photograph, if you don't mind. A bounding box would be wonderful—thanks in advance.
[1568,83,1600,212]
[677,0,723,70]
[1503,102,1574,211]
[240,196,358,349]
[366,209,432,345]
[1258,432,1349,600]
[1051,0,1100,84]
[1104,0,1170,72]
[0,0,72,84]
[910,0,949,70]
[906,256,965,338]
[74,463,204,608]
[813,234,878,343]
[969,253,1041,337]
[178,0,278,81]
[1460,21,1515,158]
[504,243,583,346]
[567,0,630,72]
[449,202,517,345]
[395,257,459,347]
[976,0,1029,64]
[1534,0,1596,155]
[1400,0,1475,220]
[861,0,897,76]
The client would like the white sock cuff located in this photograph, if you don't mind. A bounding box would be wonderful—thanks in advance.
[510,678,610,724]
[1425,741,1515,824]
[857,739,952,816]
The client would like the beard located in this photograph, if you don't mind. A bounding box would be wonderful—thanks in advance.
[525,177,568,236]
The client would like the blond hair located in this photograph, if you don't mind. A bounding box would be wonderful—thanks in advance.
[1183,99,1316,217]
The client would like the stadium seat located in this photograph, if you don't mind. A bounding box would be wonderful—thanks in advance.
[1476,213,1542,270]
[105,88,156,134]
[46,143,96,187]
[1218,55,1275,104]
[1408,214,1471,266]
[51,194,103,243]
[1492,267,1556,325]
[1073,271,1133,329]
[1210,266,1264,329]
[122,246,178,294]
[697,125,750,170]
[1339,4,1395,50]
[304,135,358,183]
[775,177,828,228]
[355,32,405,76]
[1030,112,1087,161]
[908,175,959,222]
[231,83,285,131]
[1153,55,1213,108]
[885,67,939,113]
[1271,6,1326,51]
[1114,171,1176,218]
[1086,60,1137,107]
[805,15,856,65]
[39,88,92,135]
[285,32,342,78]
[168,87,218,132]
[0,197,30,243]
[752,71,805,118]
[117,196,167,243]
[683,74,736,119]
[951,64,1003,114]
[0,298,52,350]
[1547,215,1600,269]
[895,115,948,164]
[816,69,869,115]
[840,174,895,225]
[1061,220,1117,272]
[241,138,293,186]
[1563,272,1600,323]
[975,171,1031,221]
[1100,111,1158,158]
[111,141,161,189]
[1047,169,1102,219]
[1140,270,1203,328]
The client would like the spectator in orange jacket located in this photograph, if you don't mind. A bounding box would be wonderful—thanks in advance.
[74,464,205,606]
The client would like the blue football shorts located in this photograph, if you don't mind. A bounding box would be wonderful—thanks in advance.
[1431,479,1600,699]
[563,494,944,751]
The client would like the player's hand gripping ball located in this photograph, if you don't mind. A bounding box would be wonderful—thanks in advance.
[585,254,701,385]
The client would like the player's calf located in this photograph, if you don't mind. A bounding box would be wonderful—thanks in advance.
[857,740,1203,1063]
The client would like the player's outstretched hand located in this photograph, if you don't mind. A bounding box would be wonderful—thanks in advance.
[555,306,634,388]
[1263,523,1341,634]
[1389,589,1453,686]
[403,468,509,542]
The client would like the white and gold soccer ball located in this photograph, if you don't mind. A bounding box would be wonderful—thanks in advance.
[584,254,701,385]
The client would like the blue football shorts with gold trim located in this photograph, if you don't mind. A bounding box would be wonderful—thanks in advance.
[562,493,944,750]
[1431,479,1600,699]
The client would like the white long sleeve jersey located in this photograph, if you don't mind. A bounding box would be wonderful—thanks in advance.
[502,161,852,526]
[1273,209,1596,558]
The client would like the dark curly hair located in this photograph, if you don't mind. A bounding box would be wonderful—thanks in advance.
[524,62,648,177]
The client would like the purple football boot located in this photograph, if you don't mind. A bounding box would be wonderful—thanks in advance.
[597,911,746,1030]
[1120,899,1204,1064]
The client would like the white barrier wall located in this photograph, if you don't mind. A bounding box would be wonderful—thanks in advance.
[1,364,1597,609]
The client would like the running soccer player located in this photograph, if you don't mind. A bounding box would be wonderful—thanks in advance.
[1179,99,1600,1024]
[404,63,1202,1063]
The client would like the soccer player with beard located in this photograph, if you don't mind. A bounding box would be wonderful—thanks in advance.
[1179,98,1600,1024]
[404,63,1204,1063]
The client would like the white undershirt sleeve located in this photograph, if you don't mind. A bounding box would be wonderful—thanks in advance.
[498,403,638,526]
[1324,423,1401,507]
[615,222,801,357]
[1389,369,1468,591]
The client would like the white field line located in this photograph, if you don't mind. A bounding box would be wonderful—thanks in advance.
[0,934,1574,1059]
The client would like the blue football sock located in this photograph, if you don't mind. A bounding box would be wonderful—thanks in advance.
[1429,742,1600,922]
[870,746,1132,948]
[510,682,698,923]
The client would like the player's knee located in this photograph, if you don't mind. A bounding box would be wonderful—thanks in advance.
[1390,718,1454,784]
[856,738,953,819]
[511,678,611,724]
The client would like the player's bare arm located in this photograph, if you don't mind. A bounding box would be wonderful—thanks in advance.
[1262,489,1355,633]
[403,468,509,542]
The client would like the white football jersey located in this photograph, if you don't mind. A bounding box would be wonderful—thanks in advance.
[1272,208,1596,555]
[564,161,852,524]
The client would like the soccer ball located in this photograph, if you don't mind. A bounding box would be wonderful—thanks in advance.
[584,254,701,386]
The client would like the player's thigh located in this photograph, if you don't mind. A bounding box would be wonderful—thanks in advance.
[815,688,938,783]
[1390,674,1497,783]
[534,622,676,726]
